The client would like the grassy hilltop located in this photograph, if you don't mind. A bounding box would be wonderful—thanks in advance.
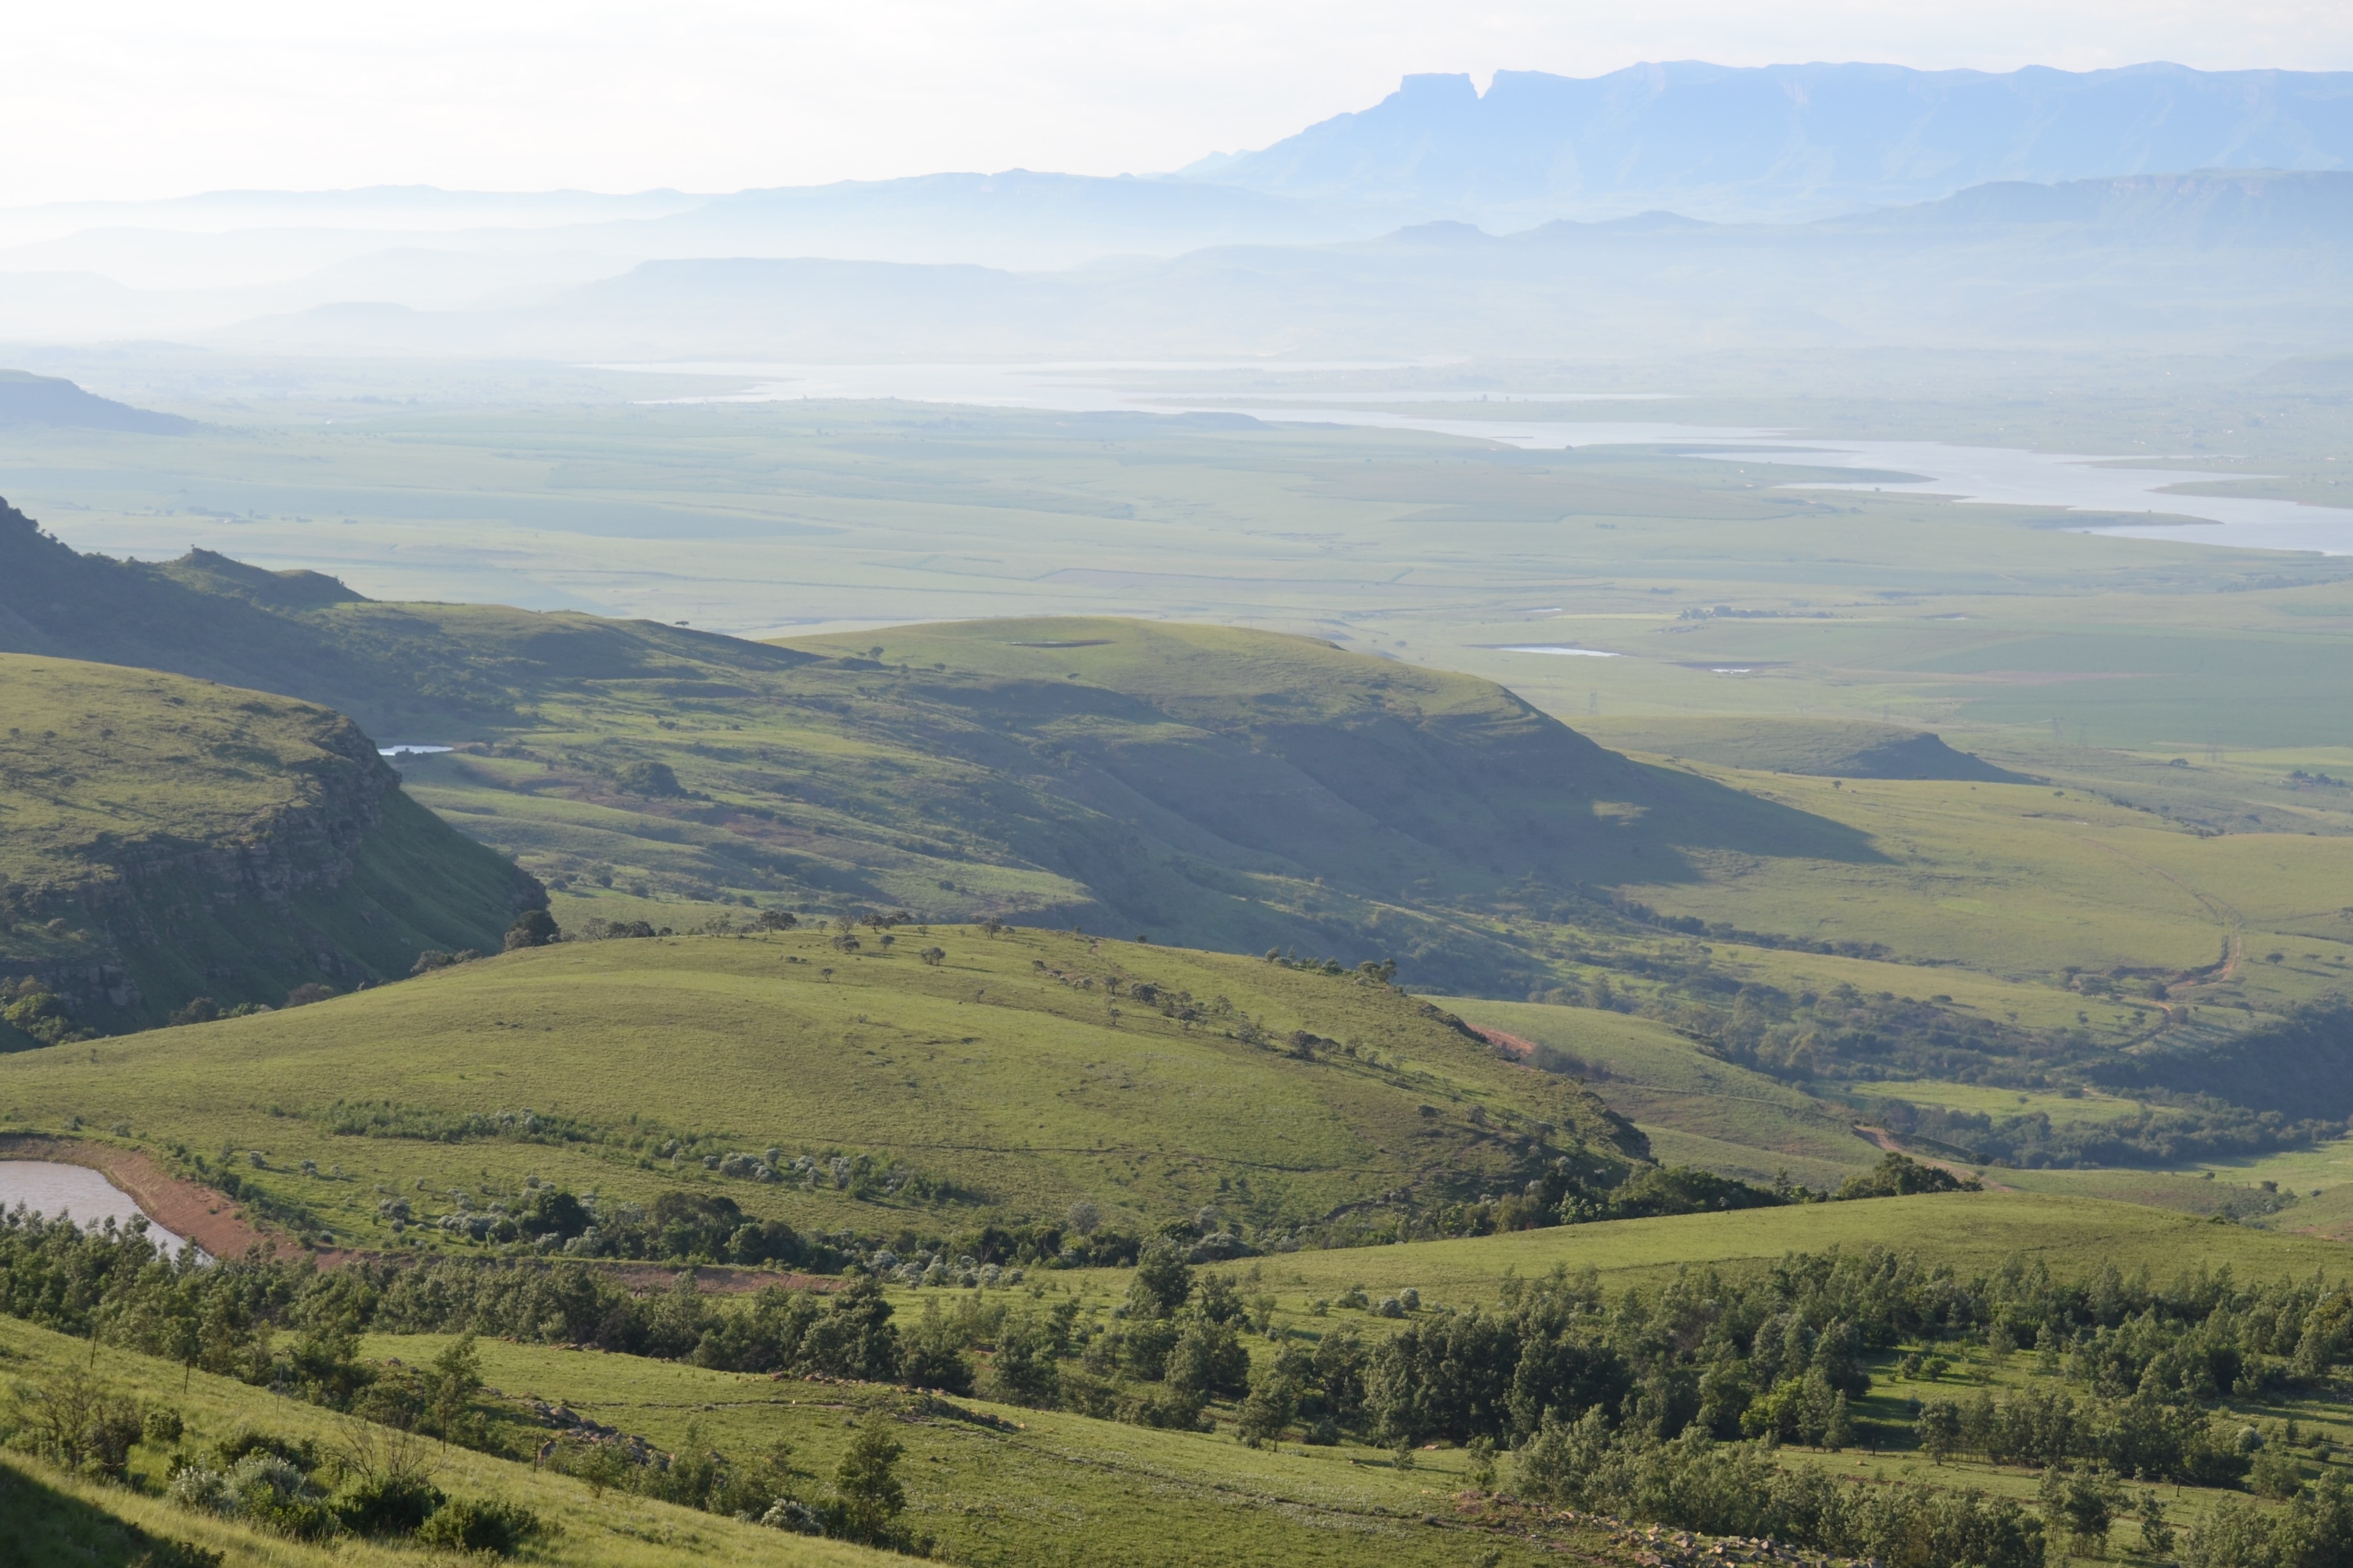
[0,927,1642,1249]
[0,653,538,1036]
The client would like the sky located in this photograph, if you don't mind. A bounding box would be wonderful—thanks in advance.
[8,0,2352,207]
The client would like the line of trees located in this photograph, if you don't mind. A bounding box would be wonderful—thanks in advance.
[15,1205,2353,1562]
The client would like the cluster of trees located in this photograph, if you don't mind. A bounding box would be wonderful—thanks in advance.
[1260,950,1398,984]
[1,974,92,1045]
[2184,1478,2353,1567]
[164,995,274,1025]
[1866,1094,2337,1170]
[1517,1413,2046,1568]
[2094,998,2353,1123]
[16,1203,2353,1559]
[1913,1383,2251,1483]
[1607,896,1893,962]
[1427,1154,1977,1241]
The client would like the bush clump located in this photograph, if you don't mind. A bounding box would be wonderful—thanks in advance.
[415,1495,547,1556]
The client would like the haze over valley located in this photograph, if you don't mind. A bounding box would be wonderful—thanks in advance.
[9,25,2353,1568]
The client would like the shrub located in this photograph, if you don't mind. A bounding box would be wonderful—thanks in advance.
[334,1471,446,1537]
[503,910,559,950]
[222,1451,338,1540]
[284,983,337,1008]
[415,1496,545,1556]
[168,1466,240,1516]
[615,760,684,796]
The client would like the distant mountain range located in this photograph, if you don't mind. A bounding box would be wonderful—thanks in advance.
[1,61,2348,353]
[207,170,2353,361]
[1185,61,2353,225]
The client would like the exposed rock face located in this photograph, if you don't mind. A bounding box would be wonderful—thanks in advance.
[1,682,542,1033]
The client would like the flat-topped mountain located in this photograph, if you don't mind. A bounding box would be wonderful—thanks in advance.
[1186,62,2353,225]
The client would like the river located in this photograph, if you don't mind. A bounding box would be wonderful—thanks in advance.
[620,360,2348,556]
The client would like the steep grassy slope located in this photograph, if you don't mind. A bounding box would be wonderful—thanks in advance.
[0,928,1643,1248]
[0,654,540,1032]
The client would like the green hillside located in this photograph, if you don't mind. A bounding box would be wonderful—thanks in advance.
[0,653,540,1034]
[0,927,1644,1249]
[1447,996,1882,1188]
[0,504,1865,992]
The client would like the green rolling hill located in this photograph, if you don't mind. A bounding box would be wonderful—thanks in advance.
[0,653,542,1036]
[0,925,1643,1250]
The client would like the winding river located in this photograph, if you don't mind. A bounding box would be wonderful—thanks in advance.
[624,360,2349,556]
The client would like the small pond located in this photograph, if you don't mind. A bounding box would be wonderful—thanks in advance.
[0,1160,200,1257]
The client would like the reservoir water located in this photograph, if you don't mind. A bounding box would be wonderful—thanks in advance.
[625,361,2350,556]
[0,1160,199,1257]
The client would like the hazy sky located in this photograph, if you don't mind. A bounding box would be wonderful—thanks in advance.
[10,1,2352,206]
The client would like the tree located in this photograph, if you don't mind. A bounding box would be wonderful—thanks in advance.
[168,995,221,1025]
[918,946,946,965]
[900,1300,976,1395]
[990,1315,1062,1408]
[831,1419,906,1545]
[1917,1398,1963,1463]
[284,982,338,1008]
[1822,1391,1855,1452]
[2039,1465,2122,1559]
[424,1334,485,1447]
[1464,1435,1498,1492]
[505,909,559,949]
[1165,1315,1250,1401]
[1242,1363,1298,1448]
[2137,1490,2175,1557]
[755,909,799,931]
[1127,1237,1192,1318]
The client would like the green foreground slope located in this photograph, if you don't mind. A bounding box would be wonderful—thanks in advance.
[0,927,1642,1248]
[0,1317,892,1568]
[0,653,540,1034]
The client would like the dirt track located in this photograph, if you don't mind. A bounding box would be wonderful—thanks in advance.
[0,1135,274,1258]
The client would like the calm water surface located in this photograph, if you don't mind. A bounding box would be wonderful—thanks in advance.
[626,361,2348,555]
[0,1160,199,1256]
